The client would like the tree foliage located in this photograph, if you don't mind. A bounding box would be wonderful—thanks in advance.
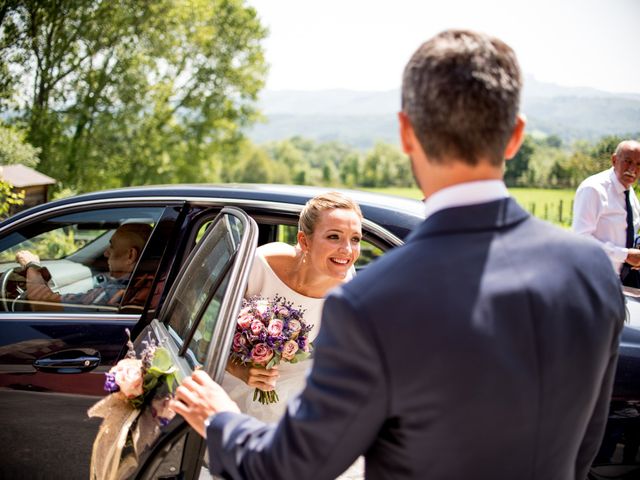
[0,121,37,219]
[259,138,411,189]
[0,0,267,193]
[249,133,639,192]
[0,122,40,167]
[504,135,534,187]
[0,179,24,219]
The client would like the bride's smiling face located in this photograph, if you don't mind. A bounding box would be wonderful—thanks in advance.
[302,208,362,280]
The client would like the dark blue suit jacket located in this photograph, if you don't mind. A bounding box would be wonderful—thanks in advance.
[207,198,625,480]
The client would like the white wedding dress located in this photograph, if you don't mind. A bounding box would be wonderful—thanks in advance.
[221,245,325,422]
[220,244,364,479]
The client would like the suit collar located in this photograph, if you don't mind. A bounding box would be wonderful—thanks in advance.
[408,197,530,240]
[423,180,509,220]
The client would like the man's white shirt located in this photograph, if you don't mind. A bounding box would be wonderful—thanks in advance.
[572,167,640,274]
[424,180,510,220]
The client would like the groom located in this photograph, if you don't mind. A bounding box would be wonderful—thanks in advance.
[172,30,625,479]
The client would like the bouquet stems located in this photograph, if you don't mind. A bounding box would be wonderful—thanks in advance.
[253,388,280,405]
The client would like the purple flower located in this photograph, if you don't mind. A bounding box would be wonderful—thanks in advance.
[104,372,119,393]
[157,416,171,427]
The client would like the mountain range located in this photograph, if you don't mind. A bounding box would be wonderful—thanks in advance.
[247,75,640,148]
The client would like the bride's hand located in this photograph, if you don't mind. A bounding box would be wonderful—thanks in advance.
[226,362,279,391]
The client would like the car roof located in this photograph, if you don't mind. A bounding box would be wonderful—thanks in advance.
[1,184,425,240]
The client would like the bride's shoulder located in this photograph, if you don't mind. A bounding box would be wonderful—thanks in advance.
[257,242,296,257]
[256,242,294,262]
[257,242,297,272]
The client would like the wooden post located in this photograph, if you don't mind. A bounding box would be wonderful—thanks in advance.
[558,200,563,223]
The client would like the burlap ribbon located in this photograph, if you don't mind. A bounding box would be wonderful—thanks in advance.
[88,393,168,480]
[88,393,141,480]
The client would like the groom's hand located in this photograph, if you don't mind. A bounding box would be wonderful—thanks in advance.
[170,370,240,438]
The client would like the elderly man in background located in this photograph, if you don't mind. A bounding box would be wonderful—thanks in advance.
[572,140,640,287]
[15,223,152,309]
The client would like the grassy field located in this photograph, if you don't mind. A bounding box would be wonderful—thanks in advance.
[362,187,576,227]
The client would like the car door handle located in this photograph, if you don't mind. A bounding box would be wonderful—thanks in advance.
[33,349,101,373]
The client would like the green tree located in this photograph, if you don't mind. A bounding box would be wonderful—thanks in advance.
[228,141,290,184]
[504,135,534,187]
[588,135,624,171]
[360,142,407,187]
[0,0,267,192]
[338,152,361,187]
[0,179,24,219]
[263,139,307,185]
[0,122,39,218]
[0,122,40,167]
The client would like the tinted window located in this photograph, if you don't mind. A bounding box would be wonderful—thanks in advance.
[0,207,162,313]
[165,213,244,368]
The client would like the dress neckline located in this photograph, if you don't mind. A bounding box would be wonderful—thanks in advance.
[255,250,324,302]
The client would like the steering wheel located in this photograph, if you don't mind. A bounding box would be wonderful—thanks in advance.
[0,267,28,312]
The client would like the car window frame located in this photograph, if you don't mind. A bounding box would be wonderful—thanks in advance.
[0,200,182,318]
[131,206,258,479]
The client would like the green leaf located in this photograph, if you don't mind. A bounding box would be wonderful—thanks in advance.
[151,348,175,373]
[165,374,176,393]
[265,354,280,370]
[143,374,159,392]
[293,351,311,363]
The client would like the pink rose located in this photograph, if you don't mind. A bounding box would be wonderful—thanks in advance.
[281,340,299,361]
[251,343,274,365]
[232,332,247,352]
[277,306,290,317]
[237,313,253,329]
[110,358,144,398]
[256,300,269,315]
[287,319,302,338]
[250,319,265,336]
[267,319,283,336]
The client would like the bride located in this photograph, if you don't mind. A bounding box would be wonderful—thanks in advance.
[221,191,363,422]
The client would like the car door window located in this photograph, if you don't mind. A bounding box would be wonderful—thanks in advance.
[0,207,163,313]
[163,210,254,369]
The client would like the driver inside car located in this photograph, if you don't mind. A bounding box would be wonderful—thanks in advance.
[14,223,152,311]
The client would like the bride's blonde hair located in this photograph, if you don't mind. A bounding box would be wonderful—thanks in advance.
[298,192,362,236]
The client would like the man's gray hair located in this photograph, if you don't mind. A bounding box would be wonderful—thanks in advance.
[614,140,640,157]
[401,29,522,166]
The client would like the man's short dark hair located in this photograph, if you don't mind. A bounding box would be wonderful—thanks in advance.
[401,29,522,166]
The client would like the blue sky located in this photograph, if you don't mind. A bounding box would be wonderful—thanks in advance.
[247,0,640,94]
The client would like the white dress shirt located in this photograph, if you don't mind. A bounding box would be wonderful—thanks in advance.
[424,179,510,220]
[572,167,640,274]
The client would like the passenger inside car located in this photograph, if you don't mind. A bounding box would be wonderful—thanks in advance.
[14,223,152,311]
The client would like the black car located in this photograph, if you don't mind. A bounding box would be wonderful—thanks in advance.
[0,184,637,480]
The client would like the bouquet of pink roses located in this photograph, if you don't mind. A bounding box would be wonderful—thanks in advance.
[230,295,313,404]
[102,330,177,414]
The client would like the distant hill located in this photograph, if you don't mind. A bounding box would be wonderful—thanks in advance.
[247,76,640,148]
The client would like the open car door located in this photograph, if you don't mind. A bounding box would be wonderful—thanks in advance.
[119,207,258,480]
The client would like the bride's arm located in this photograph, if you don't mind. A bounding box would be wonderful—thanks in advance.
[225,360,280,392]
